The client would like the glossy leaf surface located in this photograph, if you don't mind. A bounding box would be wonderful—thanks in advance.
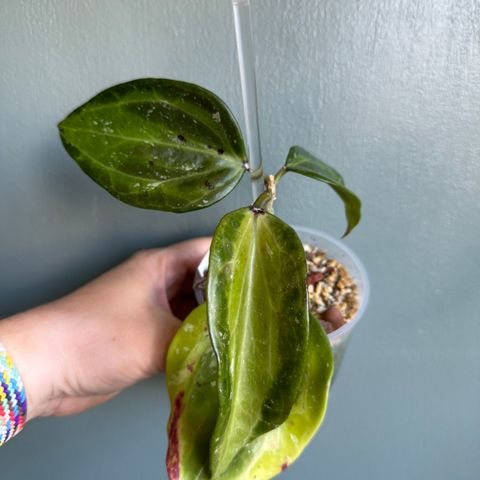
[223,314,333,479]
[58,79,246,212]
[208,207,309,476]
[285,146,361,236]
[165,305,333,480]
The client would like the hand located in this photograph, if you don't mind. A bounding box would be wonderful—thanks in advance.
[0,238,210,420]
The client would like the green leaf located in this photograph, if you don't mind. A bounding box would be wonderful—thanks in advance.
[207,207,310,476]
[285,146,361,236]
[166,304,218,480]
[58,79,246,212]
[165,305,333,480]
[222,315,333,479]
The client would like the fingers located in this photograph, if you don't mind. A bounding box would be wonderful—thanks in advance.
[164,237,211,275]
[162,237,211,301]
[161,237,210,318]
[141,237,210,317]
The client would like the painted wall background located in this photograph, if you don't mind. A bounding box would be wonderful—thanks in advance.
[1,0,479,478]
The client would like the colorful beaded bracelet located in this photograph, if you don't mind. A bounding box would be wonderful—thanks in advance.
[0,343,27,446]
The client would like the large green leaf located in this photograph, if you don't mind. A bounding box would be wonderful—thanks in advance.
[165,304,333,480]
[222,314,333,479]
[207,207,310,476]
[285,146,361,236]
[58,79,246,212]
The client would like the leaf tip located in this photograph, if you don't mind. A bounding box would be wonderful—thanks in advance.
[341,215,360,238]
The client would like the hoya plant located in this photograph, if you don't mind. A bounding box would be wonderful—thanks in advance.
[58,79,361,479]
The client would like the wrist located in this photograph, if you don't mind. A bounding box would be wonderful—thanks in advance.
[0,305,63,421]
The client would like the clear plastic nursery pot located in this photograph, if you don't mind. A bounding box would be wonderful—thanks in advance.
[194,225,370,374]
[293,226,370,373]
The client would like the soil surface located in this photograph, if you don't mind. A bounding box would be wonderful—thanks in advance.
[304,244,359,334]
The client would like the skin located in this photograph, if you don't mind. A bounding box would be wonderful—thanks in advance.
[0,237,210,422]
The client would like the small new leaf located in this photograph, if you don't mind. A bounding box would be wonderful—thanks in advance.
[58,79,246,212]
[285,146,361,236]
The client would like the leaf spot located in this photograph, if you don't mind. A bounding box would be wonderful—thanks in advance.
[217,148,224,155]
[177,134,186,142]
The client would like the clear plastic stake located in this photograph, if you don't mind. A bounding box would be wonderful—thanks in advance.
[232,0,264,201]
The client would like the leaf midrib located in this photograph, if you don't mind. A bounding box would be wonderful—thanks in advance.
[76,95,235,151]
[69,143,241,196]
[218,213,276,472]
[213,212,255,472]
[61,125,241,166]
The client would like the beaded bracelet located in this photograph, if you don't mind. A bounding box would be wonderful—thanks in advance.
[0,343,27,446]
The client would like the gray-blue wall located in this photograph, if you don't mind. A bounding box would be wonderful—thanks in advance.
[1,1,479,478]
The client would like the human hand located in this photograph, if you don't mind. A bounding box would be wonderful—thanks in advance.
[0,238,210,420]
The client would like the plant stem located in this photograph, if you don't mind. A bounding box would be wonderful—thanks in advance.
[252,175,275,213]
[264,174,276,198]
[273,166,287,184]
